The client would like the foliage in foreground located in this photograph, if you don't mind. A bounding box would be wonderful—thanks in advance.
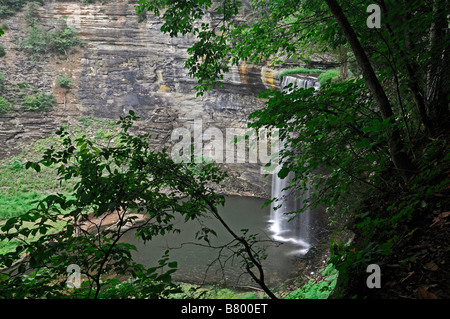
[138,0,449,298]
[0,112,226,298]
[285,264,338,299]
[0,117,117,221]
[0,112,277,298]
[250,78,449,297]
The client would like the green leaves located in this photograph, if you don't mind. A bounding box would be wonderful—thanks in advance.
[0,111,229,298]
[137,0,214,37]
[284,264,338,299]
[25,161,41,172]
[139,0,448,299]
[138,0,344,92]
[277,166,290,179]
[19,18,82,60]
[20,92,56,112]
[249,78,393,220]
[57,76,72,89]
[137,0,242,93]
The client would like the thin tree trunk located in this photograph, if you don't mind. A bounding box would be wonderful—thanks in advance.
[324,0,415,182]
[172,170,278,299]
[380,0,432,133]
[339,45,348,81]
[201,193,278,299]
[427,0,449,128]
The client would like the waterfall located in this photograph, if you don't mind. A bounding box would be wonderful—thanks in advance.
[280,74,320,93]
[269,74,320,255]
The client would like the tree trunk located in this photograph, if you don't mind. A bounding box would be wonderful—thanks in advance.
[324,0,415,182]
[339,45,348,81]
[380,0,434,134]
[427,0,449,130]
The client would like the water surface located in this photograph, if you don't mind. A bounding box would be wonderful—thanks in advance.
[121,196,303,288]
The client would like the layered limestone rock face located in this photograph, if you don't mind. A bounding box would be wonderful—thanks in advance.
[0,0,284,198]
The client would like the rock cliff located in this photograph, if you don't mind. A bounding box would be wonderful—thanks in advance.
[0,0,289,198]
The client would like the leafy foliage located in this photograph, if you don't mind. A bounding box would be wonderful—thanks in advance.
[136,0,339,93]
[317,69,340,85]
[0,0,447,299]
[0,112,234,298]
[0,192,50,222]
[0,72,5,90]
[57,76,72,89]
[73,251,182,299]
[330,138,449,297]
[20,92,56,111]
[285,264,338,299]
[136,0,242,94]
[251,79,394,218]
[138,0,449,298]
[0,96,12,113]
[0,117,124,225]
[19,18,82,60]
[0,0,35,19]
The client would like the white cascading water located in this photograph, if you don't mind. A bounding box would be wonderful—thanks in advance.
[269,74,320,255]
[281,74,320,93]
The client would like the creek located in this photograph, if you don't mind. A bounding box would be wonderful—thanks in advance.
[120,196,306,288]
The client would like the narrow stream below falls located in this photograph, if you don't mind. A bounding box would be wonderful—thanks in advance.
[120,196,306,288]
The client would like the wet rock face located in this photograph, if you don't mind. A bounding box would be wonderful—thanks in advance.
[0,0,282,198]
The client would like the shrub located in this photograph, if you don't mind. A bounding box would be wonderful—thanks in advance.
[284,264,338,299]
[0,97,12,113]
[20,19,82,59]
[24,1,42,26]
[0,43,5,57]
[0,0,45,19]
[21,92,56,111]
[50,20,83,55]
[17,81,28,89]
[20,25,51,56]
[0,72,5,90]
[0,5,14,19]
[318,69,340,85]
[0,0,27,18]
[57,76,72,89]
